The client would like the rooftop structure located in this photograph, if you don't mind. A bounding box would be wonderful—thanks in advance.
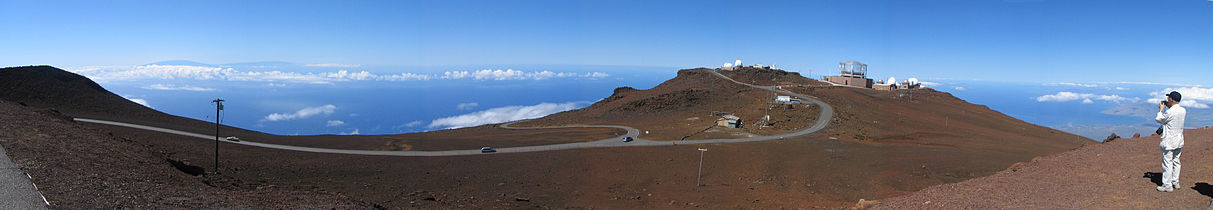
[839,61,867,78]
[824,60,873,88]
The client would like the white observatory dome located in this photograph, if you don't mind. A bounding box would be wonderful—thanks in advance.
[734,60,742,67]
[887,77,896,85]
[907,78,919,85]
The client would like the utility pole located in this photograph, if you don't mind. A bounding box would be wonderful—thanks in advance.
[697,148,707,186]
[212,98,224,174]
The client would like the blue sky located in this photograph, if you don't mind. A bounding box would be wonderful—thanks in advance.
[2,0,1210,84]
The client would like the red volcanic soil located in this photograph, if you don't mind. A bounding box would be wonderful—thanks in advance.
[331,125,623,151]
[786,85,1091,154]
[517,67,819,140]
[0,65,1094,208]
[0,100,364,208]
[717,66,830,87]
[877,128,1213,209]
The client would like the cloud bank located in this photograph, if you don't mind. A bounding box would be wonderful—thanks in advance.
[1044,82,1098,88]
[67,65,609,84]
[427,102,588,129]
[1146,86,1213,109]
[305,63,362,68]
[143,84,216,91]
[264,104,337,121]
[440,69,609,80]
[1036,92,1138,104]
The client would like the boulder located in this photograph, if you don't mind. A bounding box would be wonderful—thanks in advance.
[1103,133,1120,143]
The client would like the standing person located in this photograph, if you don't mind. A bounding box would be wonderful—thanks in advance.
[1156,91,1187,192]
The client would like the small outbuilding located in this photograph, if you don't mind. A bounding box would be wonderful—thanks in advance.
[775,96,792,103]
[716,115,743,128]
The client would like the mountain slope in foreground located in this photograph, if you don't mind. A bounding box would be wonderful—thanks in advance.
[1,65,1092,208]
[876,127,1213,209]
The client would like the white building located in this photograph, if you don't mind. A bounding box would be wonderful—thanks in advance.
[776,96,792,103]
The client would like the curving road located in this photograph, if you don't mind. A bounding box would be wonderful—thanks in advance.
[74,69,833,156]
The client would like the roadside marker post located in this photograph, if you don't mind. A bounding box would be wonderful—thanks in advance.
[697,148,707,186]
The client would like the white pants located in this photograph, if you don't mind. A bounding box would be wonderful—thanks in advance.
[1162,148,1182,188]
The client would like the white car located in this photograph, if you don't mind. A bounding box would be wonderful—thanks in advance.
[480,147,497,153]
[224,136,240,142]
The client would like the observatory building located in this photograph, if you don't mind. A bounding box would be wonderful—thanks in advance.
[824,61,874,88]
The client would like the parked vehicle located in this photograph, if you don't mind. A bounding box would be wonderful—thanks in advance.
[225,136,240,142]
[623,136,634,142]
[480,147,497,153]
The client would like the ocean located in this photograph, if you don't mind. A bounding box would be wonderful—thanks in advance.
[76,64,1210,141]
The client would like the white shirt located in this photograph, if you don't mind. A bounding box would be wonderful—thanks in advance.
[1156,105,1186,150]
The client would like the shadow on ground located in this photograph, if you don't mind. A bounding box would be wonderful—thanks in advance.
[1193,183,1213,198]
[1144,172,1163,186]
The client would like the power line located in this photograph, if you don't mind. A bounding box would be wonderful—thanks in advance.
[211,98,224,175]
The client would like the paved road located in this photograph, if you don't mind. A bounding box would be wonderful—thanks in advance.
[0,145,50,209]
[74,69,833,156]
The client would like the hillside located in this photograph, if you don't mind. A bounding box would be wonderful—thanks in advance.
[875,127,1213,209]
[0,65,1095,208]
[0,98,364,208]
[517,67,820,140]
[785,84,1092,156]
[0,65,273,139]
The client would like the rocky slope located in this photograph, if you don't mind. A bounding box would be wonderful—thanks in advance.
[0,65,1098,208]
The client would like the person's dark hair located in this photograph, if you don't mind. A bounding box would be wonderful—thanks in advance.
[1167,91,1182,102]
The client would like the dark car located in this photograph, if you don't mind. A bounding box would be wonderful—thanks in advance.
[480,147,497,153]
[623,136,634,142]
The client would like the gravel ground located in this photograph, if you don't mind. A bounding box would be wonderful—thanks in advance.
[0,100,367,208]
[877,127,1213,209]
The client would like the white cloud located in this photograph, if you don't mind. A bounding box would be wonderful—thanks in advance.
[440,69,609,80]
[1044,82,1097,88]
[456,102,479,110]
[143,84,216,91]
[120,94,151,108]
[263,104,337,121]
[129,98,150,107]
[953,86,966,91]
[1114,87,1129,90]
[326,120,345,127]
[1147,86,1213,109]
[304,63,362,68]
[1036,92,1138,104]
[427,102,588,129]
[918,81,938,87]
[338,129,360,135]
[403,121,423,127]
[66,65,605,84]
